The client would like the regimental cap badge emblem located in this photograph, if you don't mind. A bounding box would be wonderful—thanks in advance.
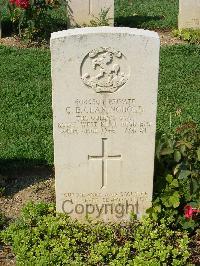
[80,47,130,93]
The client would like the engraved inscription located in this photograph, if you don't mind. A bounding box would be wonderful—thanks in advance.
[191,18,200,26]
[64,192,149,204]
[58,98,152,137]
[62,192,150,220]
[57,97,153,136]
[81,47,130,93]
[185,18,200,27]
[88,138,122,188]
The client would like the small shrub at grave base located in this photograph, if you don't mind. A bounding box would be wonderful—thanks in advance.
[0,202,190,265]
[172,29,200,45]
[148,122,200,232]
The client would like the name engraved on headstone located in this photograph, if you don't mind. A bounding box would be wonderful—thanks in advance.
[57,97,151,135]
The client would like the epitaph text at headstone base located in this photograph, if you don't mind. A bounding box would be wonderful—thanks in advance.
[179,0,200,29]
[68,0,114,27]
[51,27,160,222]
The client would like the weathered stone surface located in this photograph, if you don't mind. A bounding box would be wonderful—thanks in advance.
[51,27,160,222]
[68,0,114,27]
[179,0,200,29]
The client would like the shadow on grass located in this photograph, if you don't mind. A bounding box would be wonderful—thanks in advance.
[0,158,54,197]
[1,20,14,37]
[115,15,164,28]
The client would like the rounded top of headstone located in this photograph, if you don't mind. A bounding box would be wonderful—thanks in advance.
[51,27,159,41]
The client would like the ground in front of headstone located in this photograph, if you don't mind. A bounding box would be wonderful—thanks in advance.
[0,30,185,49]
[0,167,199,265]
[0,167,55,266]
[0,167,55,219]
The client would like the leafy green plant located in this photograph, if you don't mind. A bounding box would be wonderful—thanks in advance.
[89,8,112,27]
[133,216,189,265]
[173,29,200,44]
[149,122,200,231]
[9,0,67,42]
[0,202,190,265]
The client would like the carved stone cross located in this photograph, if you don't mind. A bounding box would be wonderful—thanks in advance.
[88,138,122,188]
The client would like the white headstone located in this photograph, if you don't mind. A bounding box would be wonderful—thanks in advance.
[68,0,114,27]
[179,0,200,29]
[51,27,160,222]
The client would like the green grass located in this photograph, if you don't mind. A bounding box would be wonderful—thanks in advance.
[115,0,179,29]
[0,46,52,168]
[0,45,199,168]
[158,45,200,133]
